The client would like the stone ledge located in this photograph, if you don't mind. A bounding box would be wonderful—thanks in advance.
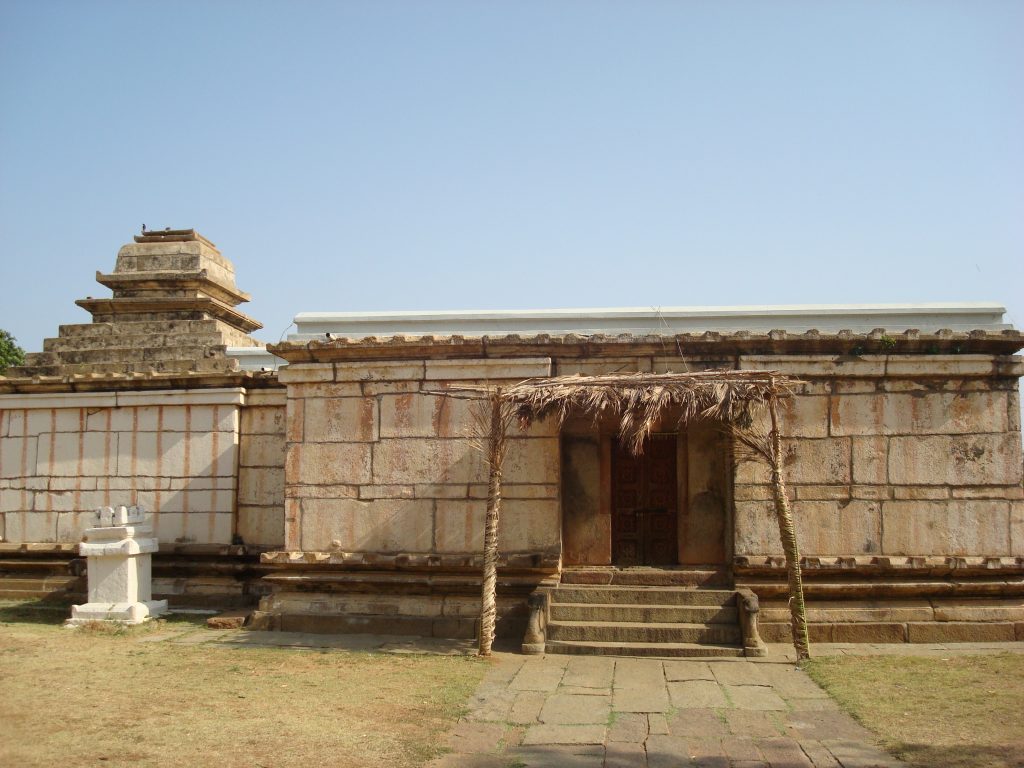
[735,555,1024,573]
[259,549,560,571]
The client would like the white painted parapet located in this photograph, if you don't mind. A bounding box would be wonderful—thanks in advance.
[67,505,167,625]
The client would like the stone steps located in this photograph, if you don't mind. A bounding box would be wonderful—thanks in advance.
[553,586,736,606]
[549,602,738,624]
[547,618,742,644]
[545,640,744,658]
[561,566,730,587]
[544,583,746,657]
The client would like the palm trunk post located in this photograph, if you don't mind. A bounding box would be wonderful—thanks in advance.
[478,389,507,657]
[769,396,811,660]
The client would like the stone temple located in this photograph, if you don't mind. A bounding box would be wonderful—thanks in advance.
[1,229,1022,652]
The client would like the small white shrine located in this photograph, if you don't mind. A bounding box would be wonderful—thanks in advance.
[67,505,168,626]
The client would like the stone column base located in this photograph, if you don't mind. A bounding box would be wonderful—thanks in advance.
[67,599,168,626]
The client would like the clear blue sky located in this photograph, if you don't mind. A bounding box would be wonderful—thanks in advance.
[2,1,1021,351]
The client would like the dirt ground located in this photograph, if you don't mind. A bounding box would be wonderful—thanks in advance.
[804,653,1024,768]
[0,604,486,768]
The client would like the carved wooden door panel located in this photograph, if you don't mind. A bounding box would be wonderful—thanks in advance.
[612,436,678,566]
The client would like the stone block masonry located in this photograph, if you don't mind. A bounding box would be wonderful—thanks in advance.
[733,356,1024,559]
[0,389,245,546]
[280,357,558,558]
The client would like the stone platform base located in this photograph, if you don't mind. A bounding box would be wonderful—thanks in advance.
[758,598,1024,643]
[0,543,268,610]
[252,567,551,640]
[67,599,168,625]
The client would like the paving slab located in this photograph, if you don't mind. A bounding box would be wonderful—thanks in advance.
[712,661,769,686]
[538,693,611,725]
[437,649,909,768]
[614,658,666,688]
[647,712,670,735]
[513,744,605,768]
[559,685,612,696]
[607,712,649,743]
[604,742,647,768]
[724,684,788,711]
[823,739,905,768]
[511,662,566,692]
[645,734,693,768]
[756,737,814,767]
[521,724,607,746]
[723,709,785,738]
[563,655,615,688]
[720,736,764,762]
[668,679,727,709]
[613,683,671,713]
[783,710,877,742]
[663,659,715,681]
[799,740,843,768]
[668,708,728,738]
[464,689,517,723]
[446,721,507,753]
[509,691,547,725]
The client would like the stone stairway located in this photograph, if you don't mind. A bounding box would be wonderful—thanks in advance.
[544,584,746,657]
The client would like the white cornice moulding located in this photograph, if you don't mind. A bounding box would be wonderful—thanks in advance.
[0,387,247,411]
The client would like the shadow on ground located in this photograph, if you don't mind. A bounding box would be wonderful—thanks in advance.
[0,599,70,625]
[895,742,1024,768]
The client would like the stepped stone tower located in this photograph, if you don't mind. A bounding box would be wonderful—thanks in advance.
[9,228,263,378]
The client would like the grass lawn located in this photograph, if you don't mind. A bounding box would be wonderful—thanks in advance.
[804,653,1024,768]
[0,603,487,768]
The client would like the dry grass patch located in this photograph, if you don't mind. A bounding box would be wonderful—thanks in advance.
[804,653,1024,768]
[0,605,486,768]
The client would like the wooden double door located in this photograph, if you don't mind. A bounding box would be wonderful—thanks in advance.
[611,435,678,566]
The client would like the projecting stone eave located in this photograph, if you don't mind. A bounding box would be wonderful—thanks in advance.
[95,270,254,305]
[0,368,283,395]
[75,296,263,334]
[267,328,1024,365]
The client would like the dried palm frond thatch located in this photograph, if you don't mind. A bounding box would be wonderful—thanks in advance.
[503,370,794,455]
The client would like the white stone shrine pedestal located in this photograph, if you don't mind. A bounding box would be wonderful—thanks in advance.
[67,506,168,626]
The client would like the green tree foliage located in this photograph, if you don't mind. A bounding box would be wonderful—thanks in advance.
[0,329,26,374]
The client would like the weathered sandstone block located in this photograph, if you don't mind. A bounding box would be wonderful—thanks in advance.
[423,358,551,381]
[236,506,285,547]
[241,406,286,435]
[851,436,888,484]
[238,466,285,506]
[371,438,485,485]
[300,498,433,552]
[888,434,1022,485]
[286,442,372,486]
[240,433,286,468]
[335,361,425,382]
[0,437,37,479]
[303,396,378,442]
[499,499,560,552]
[831,391,1009,436]
[735,437,850,485]
[880,500,1011,555]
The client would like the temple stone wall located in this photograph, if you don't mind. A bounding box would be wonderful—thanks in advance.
[280,358,559,559]
[0,389,246,546]
[733,355,1024,558]
[237,390,286,547]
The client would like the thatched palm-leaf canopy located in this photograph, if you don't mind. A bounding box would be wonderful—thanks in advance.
[502,370,797,455]
[458,368,810,660]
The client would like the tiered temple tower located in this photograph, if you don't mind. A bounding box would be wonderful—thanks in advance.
[10,228,262,377]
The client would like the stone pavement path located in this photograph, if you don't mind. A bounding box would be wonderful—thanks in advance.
[429,654,905,768]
